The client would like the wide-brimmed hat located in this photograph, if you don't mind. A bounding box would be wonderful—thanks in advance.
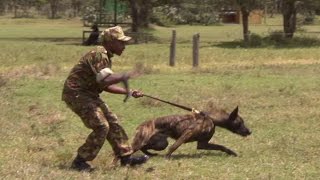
[101,26,131,42]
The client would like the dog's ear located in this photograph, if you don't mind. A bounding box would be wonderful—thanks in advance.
[228,106,239,121]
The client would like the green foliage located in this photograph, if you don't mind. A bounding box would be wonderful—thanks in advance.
[247,33,263,46]
[150,1,221,26]
[268,30,287,44]
[222,29,320,48]
[263,30,320,47]
[236,0,264,10]
[150,5,177,26]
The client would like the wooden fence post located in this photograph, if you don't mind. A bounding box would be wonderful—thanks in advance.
[169,30,176,66]
[192,33,200,67]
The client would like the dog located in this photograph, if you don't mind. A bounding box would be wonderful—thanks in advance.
[131,106,251,158]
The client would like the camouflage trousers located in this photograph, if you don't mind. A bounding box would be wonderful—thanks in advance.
[63,92,133,161]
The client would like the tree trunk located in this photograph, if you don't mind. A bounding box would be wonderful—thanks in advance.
[49,0,58,19]
[282,0,296,38]
[0,0,6,15]
[241,6,250,43]
[71,0,81,17]
[139,0,150,28]
[13,0,18,18]
[276,0,282,13]
[129,0,151,31]
[129,0,139,32]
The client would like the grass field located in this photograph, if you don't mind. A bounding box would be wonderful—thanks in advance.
[1,16,320,179]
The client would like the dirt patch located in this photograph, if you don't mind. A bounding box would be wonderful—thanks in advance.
[262,59,320,66]
[140,98,164,107]
[0,74,8,87]
[28,103,65,125]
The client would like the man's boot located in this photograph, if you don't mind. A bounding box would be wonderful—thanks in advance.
[120,155,149,166]
[71,155,94,172]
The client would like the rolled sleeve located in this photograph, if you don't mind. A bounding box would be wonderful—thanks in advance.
[96,68,114,82]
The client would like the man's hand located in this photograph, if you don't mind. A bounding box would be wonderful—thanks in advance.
[131,90,144,98]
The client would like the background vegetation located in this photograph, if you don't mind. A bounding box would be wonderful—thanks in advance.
[0,15,320,179]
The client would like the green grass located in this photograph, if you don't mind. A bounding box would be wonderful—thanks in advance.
[1,16,320,179]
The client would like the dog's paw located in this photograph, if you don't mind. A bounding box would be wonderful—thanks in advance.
[164,154,172,159]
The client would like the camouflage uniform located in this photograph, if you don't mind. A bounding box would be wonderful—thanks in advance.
[62,46,133,161]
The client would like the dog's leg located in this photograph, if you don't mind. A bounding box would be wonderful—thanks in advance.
[197,141,237,156]
[141,148,159,156]
[165,130,194,159]
[141,134,169,156]
[132,132,169,157]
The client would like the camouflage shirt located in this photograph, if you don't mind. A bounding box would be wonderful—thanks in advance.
[62,46,113,99]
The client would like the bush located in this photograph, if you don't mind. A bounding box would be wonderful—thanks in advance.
[265,31,320,47]
[150,6,177,26]
[267,31,288,44]
[248,33,263,47]
[150,5,220,26]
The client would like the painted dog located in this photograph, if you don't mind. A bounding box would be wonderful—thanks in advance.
[131,106,251,158]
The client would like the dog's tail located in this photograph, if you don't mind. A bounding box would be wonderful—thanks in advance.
[131,120,156,153]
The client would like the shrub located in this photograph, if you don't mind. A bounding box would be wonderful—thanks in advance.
[248,33,263,47]
[268,31,286,43]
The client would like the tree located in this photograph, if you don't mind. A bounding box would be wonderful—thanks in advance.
[239,3,250,43]
[128,0,152,32]
[129,0,139,32]
[266,0,282,18]
[71,0,82,17]
[9,0,39,18]
[280,0,320,38]
[281,0,298,38]
[150,0,227,25]
[236,0,264,43]
[140,0,151,27]
[47,0,59,19]
[0,0,9,15]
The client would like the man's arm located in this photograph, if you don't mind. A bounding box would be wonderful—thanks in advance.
[99,73,129,88]
[104,84,127,94]
[97,69,143,98]
[104,85,143,98]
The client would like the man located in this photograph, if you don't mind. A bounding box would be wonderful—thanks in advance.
[83,24,100,46]
[62,26,148,171]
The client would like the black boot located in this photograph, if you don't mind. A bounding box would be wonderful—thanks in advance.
[71,155,94,172]
[120,155,149,166]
